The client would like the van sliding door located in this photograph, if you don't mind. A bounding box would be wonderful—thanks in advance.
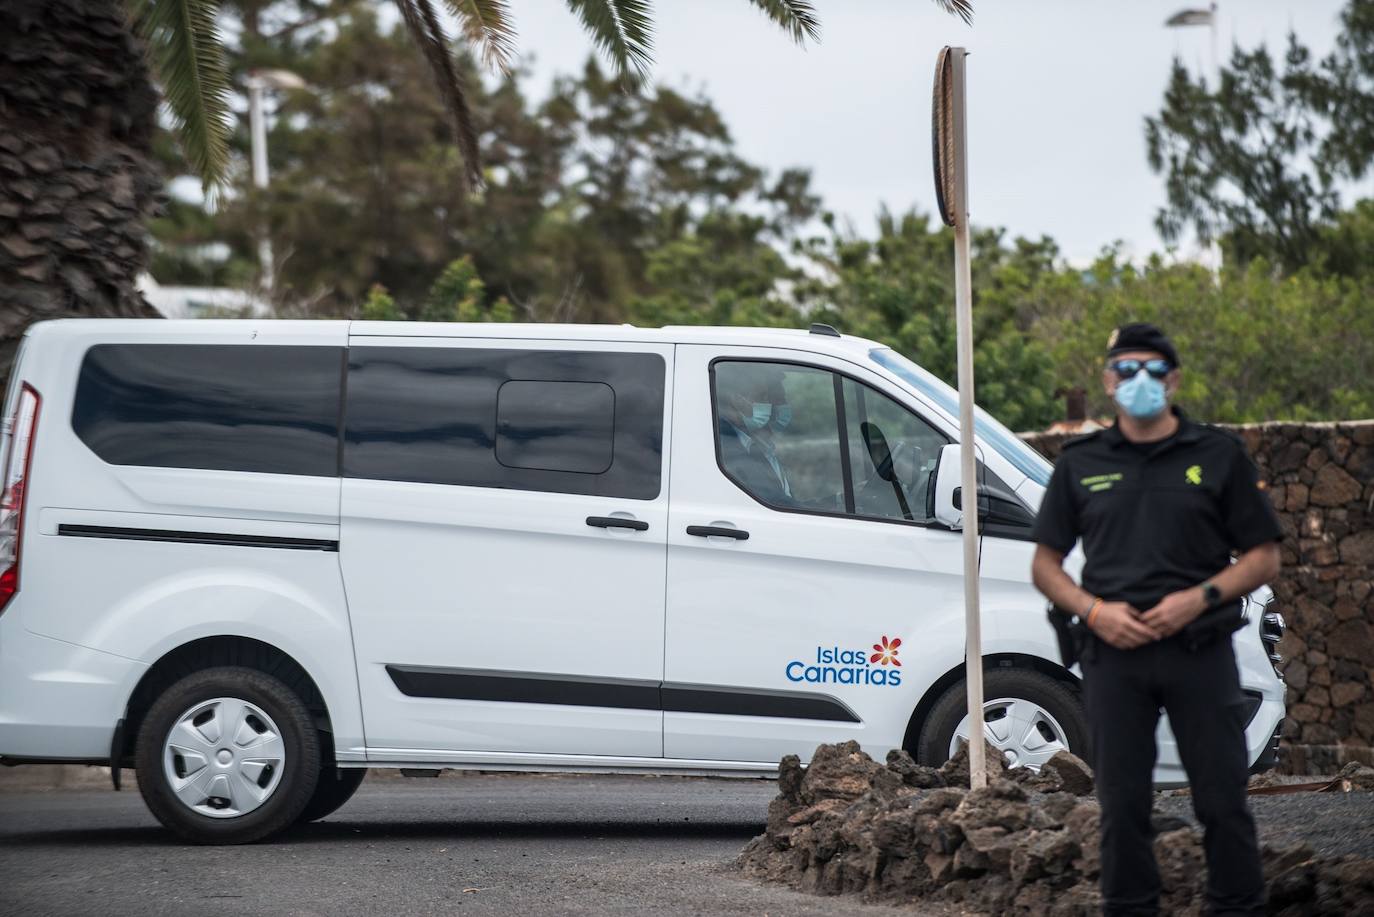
[340,337,673,762]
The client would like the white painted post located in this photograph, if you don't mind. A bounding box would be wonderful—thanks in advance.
[948,49,985,792]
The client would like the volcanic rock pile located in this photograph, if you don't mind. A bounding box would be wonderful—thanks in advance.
[738,742,1374,916]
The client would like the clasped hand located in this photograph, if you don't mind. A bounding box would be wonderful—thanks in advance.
[1088,588,1207,649]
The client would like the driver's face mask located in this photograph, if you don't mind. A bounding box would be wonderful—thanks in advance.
[744,402,772,431]
[771,404,793,432]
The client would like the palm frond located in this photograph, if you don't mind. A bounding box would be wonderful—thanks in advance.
[395,0,483,190]
[746,0,820,45]
[131,0,233,189]
[566,0,654,78]
[444,0,517,73]
[931,0,973,25]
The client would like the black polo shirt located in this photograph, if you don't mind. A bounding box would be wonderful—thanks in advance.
[1032,408,1283,611]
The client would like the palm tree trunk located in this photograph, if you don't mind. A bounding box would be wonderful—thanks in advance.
[0,0,162,388]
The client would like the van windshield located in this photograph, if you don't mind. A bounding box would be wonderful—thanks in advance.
[868,348,1053,487]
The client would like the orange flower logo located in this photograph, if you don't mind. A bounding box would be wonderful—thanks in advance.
[870,635,901,667]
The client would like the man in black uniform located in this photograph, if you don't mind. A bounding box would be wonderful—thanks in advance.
[1030,323,1283,917]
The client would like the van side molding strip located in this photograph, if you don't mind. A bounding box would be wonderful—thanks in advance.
[56,524,339,552]
[386,665,662,711]
[384,664,861,723]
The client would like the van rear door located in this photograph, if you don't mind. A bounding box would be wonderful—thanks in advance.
[340,335,673,761]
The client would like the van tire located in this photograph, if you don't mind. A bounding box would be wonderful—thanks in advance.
[915,668,1089,770]
[298,766,366,823]
[135,667,320,844]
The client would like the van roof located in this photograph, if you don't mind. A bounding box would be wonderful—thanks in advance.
[31,319,889,361]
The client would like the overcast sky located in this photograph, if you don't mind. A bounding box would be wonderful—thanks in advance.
[512,0,1347,264]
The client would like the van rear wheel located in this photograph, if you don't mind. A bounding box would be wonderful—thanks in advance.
[135,667,320,844]
[298,766,366,823]
[915,668,1089,772]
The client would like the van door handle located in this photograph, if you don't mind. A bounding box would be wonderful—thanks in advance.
[586,516,649,532]
[686,525,749,541]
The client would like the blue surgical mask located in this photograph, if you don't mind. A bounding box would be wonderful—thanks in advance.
[745,403,772,431]
[1114,369,1168,419]
[771,404,793,431]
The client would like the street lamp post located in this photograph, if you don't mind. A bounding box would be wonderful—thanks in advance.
[245,68,306,298]
[1166,4,1222,272]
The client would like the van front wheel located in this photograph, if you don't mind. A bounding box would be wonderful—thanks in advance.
[135,667,320,844]
[915,668,1089,772]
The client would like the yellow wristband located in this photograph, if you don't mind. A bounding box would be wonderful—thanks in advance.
[1085,597,1104,628]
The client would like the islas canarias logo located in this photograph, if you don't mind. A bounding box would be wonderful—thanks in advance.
[785,635,903,686]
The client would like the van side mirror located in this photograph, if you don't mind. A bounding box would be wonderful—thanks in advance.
[931,443,1033,531]
[932,443,968,528]
[860,421,895,482]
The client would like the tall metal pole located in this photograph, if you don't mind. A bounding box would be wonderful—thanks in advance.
[948,49,985,791]
[248,76,274,296]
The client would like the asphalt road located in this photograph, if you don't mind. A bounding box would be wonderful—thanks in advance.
[0,774,958,917]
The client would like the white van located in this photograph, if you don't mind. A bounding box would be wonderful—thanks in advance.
[0,320,1285,843]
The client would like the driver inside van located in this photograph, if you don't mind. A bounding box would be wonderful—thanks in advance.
[716,365,794,506]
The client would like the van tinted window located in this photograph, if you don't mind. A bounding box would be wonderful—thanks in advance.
[344,347,664,499]
[72,344,343,477]
[495,381,615,474]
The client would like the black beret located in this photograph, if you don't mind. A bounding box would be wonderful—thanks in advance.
[1107,322,1180,368]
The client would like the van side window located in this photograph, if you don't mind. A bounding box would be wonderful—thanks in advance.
[495,381,615,474]
[345,347,664,499]
[72,344,343,477]
[842,378,946,523]
[712,362,846,513]
[711,360,948,524]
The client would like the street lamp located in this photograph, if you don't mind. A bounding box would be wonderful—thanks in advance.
[245,68,306,297]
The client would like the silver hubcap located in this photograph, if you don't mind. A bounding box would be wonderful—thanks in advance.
[163,697,286,818]
[950,696,1070,772]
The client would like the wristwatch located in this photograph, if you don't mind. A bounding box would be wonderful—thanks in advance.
[1201,582,1222,606]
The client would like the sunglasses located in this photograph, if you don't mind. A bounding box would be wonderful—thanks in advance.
[1108,358,1172,380]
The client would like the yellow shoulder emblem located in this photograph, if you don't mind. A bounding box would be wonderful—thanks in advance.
[1185,464,1203,485]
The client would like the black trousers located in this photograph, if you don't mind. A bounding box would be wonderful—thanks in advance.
[1080,637,1264,916]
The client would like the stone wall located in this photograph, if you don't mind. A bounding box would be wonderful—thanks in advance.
[1021,420,1374,774]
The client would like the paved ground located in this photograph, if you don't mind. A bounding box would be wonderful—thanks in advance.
[4,771,1371,917]
[1154,789,1374,859]
[0,773,961,917]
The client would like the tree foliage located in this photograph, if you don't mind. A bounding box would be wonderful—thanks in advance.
[1032,251,1374,423]
[1145,0,1374,270]
[133,0,971,189]
[156,2,1373,431]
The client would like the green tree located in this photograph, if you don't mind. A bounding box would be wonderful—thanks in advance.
[6,0,978,383]
[129,0,975,191]
[185,9,820,320]
[1145,0,1374,270]
[422,256,514,321]
[360,282,403,320]
[1030,251,1374,423]
[805,210,1061,432]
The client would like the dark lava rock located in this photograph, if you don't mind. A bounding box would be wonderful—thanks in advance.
[1037,751,1096,796]
[885,748,946,788]
[938,736,1010,787]
[1335,761,1374,792]
[739,743,1374,916]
